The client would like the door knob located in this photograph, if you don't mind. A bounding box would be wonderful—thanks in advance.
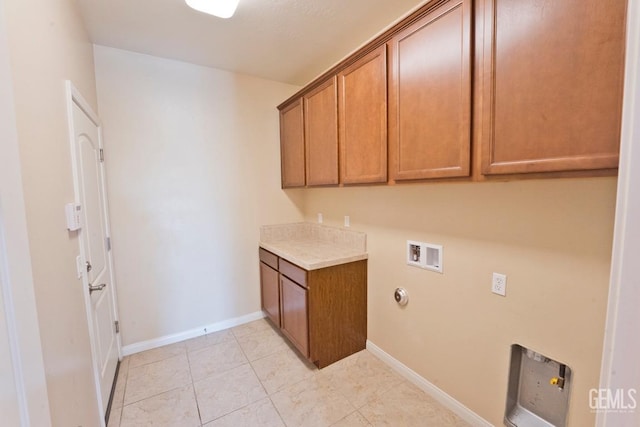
[89,283,106,294]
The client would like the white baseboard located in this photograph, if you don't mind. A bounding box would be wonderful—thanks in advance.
[366,340,492,427]
[121,311,266,356]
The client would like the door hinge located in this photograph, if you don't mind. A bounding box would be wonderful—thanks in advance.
[99,148,104,162]
[115,320,120,334]
[106,236,111,251]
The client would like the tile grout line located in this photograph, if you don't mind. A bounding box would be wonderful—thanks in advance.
[184,342,204,426]
[126,341,187,370]
[121,351,193,409]
[267,395,289,427]
[121,385,188,408]
[232,327,281,423]
[116,358,129,426]
[224,320,288,425]
[192,326,264,425]
[242,339,287,426]
[197,326,270,425]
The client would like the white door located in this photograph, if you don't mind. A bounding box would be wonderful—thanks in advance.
[68,85,119,418]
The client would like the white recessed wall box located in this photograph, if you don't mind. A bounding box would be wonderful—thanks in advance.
[424,243,443,273]
[406,240,443,273]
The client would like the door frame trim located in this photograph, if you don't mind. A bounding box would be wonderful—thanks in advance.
[597,0,640,425]
[65,80,122,423]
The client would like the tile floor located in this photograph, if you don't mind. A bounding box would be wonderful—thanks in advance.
[107,319,469,427]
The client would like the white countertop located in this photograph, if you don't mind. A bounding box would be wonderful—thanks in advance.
[259,223,367,270]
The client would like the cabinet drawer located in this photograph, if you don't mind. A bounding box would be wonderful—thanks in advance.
[279,258,307,288]
[259,248,278,270]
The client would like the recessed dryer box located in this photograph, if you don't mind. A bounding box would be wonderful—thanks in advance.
[505,344,571,427]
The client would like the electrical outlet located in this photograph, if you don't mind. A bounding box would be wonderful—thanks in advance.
[492,273,507,296]
[317,213,323,224]
[344,215,350,227]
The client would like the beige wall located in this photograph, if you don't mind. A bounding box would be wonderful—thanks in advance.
[0,0,51,424]
[0,1,622,426]
[93,46,304,348]
[302,177,617,426]
[4,0,102,425]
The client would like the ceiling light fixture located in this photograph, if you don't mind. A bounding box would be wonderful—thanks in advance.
[185,0,240,19]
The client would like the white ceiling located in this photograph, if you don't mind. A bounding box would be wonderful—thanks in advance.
[76,0,426,86]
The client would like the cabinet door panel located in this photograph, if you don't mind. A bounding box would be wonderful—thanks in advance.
[304,78,339,186]
[280,99,305,188]
[260,262,280,327]
[339,46,388,184]
[280,276,309,357]
[481,0,626,174]
[389,0,472,181]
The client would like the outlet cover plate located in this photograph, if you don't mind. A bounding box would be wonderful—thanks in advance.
[492,272,507,296]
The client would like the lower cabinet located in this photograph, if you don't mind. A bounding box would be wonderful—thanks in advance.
[259,262,280,327]
[259,247,280,326]
[259,248,367,368]
[280,275,309,357]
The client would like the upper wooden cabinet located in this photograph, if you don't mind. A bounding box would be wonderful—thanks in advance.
[480,0,627,175]
[279,99,305,188]
[338,45,388,184]
[278,0,627,185]
[304,77,339,186]
[389,0,472,181]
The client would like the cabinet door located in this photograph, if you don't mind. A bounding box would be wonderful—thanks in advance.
[260,262,280,327]
[304,77,339,186]
[280,276,309,357]
[480,0,626,175]
[338,45,388,184]
[279,99,305,188]
[388,0,472,181]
